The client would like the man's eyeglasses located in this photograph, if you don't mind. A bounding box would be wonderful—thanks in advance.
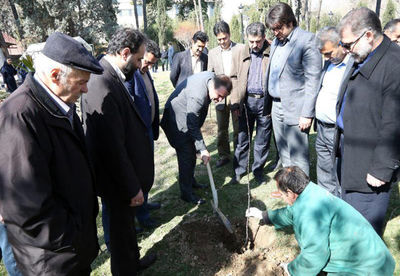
[339,30,367,51]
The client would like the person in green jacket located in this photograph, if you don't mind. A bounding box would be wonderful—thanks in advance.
[246,166,395,276]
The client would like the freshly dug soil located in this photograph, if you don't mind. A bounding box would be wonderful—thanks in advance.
[169,216,297,276]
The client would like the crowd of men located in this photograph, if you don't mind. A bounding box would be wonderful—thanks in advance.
[0,2,399,275]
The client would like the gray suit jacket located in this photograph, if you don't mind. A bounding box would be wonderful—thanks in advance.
[161,71,214,151]
[170,49,208,88]
[265,27,322,125]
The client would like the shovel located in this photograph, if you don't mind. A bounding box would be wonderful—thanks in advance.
[206,162,234,234]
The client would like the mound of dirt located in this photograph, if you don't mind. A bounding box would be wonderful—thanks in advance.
[168,216,297,276]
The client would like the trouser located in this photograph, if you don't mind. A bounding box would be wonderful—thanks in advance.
[216,97,239,160]
[161,58,168,71]
[315,120,340,196]
[104,197,140,275]
[271,101,310,175]
[234,96,272,177]
[175,140,197,199]
[168,57,173,69]
[0,223,22,276]
[136,193,150,223]
[341,188,391,236]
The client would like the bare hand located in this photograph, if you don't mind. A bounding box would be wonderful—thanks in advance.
[200,150,211,165]
[366,174,385,187]
[129,189,144,207]
[298,117,312,131]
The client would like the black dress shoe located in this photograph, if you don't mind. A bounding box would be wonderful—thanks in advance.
[229,174,241,184]
[147,202,161,210]
[139,218,160,229]
[181,194,206,205]
[192,182,207,189]
[254,174,266,185]
[138,252,157,271]
[216,158,230,168]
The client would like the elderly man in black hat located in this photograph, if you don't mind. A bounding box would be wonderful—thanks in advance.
[0,32,103,276]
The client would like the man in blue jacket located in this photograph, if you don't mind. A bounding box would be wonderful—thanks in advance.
[246,166,395,275]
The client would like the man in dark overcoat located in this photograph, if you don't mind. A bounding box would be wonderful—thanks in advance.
[1,58,18,92]
[81,28,156,275]
[0,32,103,275]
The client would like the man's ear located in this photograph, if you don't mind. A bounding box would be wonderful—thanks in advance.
[287,189,299,202]
[49,68,61,84]
[120,47,131,61]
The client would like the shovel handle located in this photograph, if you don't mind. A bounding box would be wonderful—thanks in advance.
[206,163,218,208]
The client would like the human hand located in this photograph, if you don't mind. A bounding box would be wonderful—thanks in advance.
[298,117,312,131]
[129,189,144,207]
[279,262,290,275]
[200,150,211,165]
[366,174,385,187]
[245,207,263,219]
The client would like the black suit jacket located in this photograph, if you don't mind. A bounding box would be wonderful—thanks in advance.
[170,49,208,88]
[333,36,400,192]
[81,58,154,201]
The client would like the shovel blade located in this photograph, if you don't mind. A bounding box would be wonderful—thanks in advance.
[211,201,234,234]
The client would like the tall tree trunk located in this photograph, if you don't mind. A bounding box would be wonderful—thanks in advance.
[376,0,382,17]
[7,0,23,40]
[193,0,200,29]
[198,0,204,31]
[316,0,322,31]
[133,0,139,29]
[142,0,147,32]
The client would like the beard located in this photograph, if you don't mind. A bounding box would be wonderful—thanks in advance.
[122,56,137,81]
[351,39,373,63]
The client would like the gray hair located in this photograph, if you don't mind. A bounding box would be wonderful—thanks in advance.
[34,53,73,85]
[246,22,266,37]
[338,7,382,38]
[316,26,340,50]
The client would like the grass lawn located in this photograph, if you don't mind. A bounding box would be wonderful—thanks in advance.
[0,72,399,275]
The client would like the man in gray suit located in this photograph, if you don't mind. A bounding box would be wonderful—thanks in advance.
[265,2,322,176]
[170,31,208,88]
[208,21,241,168]
[160,72,232,204]
[314,27,352,196]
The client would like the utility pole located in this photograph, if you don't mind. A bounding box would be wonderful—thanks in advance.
[376,0,382,17]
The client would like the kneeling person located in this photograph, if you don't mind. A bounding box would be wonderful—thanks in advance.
[246,166,395,275]
[161,72,232,204]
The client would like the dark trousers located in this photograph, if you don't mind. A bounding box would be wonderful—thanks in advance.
[315,121,339,196]
[104,197,140,275]
[341,188,391,236]
[234,96,272,177]
[161,58,168,71]
[175,140,197,199]
[136,193,150,223]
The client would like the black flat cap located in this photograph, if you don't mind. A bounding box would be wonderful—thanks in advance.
[42,32,103,74]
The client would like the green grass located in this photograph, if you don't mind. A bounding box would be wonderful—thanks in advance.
[1,71,399,275]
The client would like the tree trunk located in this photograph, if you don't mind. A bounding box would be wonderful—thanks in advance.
[133,0,139,29]
[198,0,204,31]
[316,0,322,31]
[193,0,200,29]
[142,0,147,32]
[7,0,23,40]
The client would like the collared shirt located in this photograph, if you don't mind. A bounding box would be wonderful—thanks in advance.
[141,71,155,123]
[337,49,377,130]
[315,55,349,124]
[191,50,202,73]
[268,28,296,98]
[220,42,233,75]
[247,47,265,95]
[33,74,75,127]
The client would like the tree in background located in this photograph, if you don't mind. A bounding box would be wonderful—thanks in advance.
[382,0,397,27]
[230,15,241,44]
[174,21,197,49]
[1,0,118,51]
[204,0,222,49]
